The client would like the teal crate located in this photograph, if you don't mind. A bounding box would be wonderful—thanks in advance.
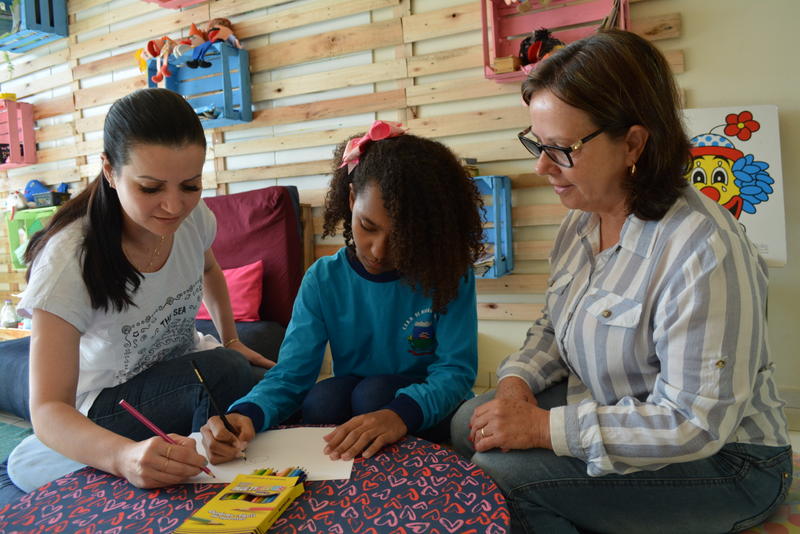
[0,0,68,53]
[473,175,513,278]
[148,41,252,129]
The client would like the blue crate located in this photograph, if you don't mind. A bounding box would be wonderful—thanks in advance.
[0,0,68,53]
[473,175,513,278]
[148,41,252,129]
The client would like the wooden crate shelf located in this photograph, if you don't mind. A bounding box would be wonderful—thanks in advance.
[0,0,68,53]
[0,99,36,169]
[481,0,629,83]
[473,175,514,279]
[148,42,253,129]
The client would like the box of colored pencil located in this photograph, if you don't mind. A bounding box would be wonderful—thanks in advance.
[174,467,305,534]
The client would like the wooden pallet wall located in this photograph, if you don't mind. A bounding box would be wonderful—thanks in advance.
[0,0,683,320]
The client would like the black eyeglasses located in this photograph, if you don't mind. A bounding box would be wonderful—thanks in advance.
[517,126,604,168]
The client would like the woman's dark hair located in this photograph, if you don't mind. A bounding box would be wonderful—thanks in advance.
[521,29,690,220]
[324,133,484,313]
[25,88,206,311]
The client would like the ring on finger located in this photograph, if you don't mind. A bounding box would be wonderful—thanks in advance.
[165,445,172,461]
[480,427,486,438]
[162,457,169,472]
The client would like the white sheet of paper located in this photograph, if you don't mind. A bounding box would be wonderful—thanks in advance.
[184,426,353,484]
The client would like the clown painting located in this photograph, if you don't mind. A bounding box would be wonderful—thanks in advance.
[683,105,786,266]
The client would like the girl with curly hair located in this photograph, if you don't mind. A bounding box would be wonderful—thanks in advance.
[202,121,485,462]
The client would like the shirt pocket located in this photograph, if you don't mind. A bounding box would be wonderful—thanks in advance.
[583,289,643,328]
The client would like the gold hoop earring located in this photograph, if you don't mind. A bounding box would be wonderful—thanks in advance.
[630,163,637,176]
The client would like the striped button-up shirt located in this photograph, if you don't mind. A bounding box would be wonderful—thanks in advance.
[497,186,789,476]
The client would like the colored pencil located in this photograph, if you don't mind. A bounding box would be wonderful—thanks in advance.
[117,399,215,478]
[191,360,247,460]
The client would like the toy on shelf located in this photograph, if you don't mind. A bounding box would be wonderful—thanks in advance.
[3,191,28,220]
[187,18,241,69]
[22,179,70,207]
[472,175,513,278]
[481,0,629,83]
[147,36,181,83]
[0,0,68,53]
[0,97,36,169]
[147,20,251,129]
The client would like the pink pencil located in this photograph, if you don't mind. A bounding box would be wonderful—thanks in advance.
[118,399,215,478]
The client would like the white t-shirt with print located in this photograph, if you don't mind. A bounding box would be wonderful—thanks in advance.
[18,200,219,415]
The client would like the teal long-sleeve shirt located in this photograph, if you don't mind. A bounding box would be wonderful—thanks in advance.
[229,247,478,432]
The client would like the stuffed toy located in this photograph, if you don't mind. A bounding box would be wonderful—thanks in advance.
[23,179,49,203]
[186,18,241,69]
[149,36,180,83]
[134,47,150,73]
[4,191,28,221]
[172,23,206,59]
[518,28,564,67]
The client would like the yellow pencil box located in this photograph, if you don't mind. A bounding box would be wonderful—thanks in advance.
[174,474,304,534]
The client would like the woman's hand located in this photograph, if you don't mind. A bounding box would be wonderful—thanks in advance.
[116,434,208,488]
[227,340,276,369]
[469,396,551,453]
[200,413,255,464]
[323,409,407,460]
[495,375,538,405]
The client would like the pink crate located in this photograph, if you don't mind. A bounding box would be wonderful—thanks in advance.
[481,0,629,83]
[139,0,206,9]
[0,100,36,169]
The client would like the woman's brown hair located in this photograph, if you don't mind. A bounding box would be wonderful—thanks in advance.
[522,29,690,220]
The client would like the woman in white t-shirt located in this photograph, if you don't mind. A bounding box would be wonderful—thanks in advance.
[0,88,272,503]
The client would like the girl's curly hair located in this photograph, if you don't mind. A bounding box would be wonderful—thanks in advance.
[323,133,484,313]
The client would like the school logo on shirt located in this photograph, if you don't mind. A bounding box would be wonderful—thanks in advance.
[403,308,436,356]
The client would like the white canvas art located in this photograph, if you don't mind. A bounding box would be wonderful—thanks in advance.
[682,105,786,266]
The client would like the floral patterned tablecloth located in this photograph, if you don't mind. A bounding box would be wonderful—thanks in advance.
[0,436,509,534]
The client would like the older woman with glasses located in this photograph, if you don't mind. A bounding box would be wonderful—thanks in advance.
[451,29,791,534]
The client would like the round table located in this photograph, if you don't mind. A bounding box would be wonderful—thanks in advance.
[0,436,509,533]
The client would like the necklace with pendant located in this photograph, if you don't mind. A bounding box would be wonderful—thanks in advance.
[144,235,166,271]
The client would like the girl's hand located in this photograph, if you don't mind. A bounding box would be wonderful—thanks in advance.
[227,340,276,369]
[323,409,407,460]
[201,413,255,464]
[469,397,551,453]
[117,434,207,488]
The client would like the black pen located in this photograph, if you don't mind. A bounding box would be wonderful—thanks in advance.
[191,360,247,460]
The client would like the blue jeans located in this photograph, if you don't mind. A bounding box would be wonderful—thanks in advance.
[302,374,454,444]
[451,383,793,534]
[0,348,260,505]
[0,337,31,420]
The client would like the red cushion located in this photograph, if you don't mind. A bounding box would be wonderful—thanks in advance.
[203,187,302,327]
[196,260,263,321]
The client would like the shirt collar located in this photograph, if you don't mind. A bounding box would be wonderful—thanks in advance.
[345,247,401,282]
[575,210,657,259]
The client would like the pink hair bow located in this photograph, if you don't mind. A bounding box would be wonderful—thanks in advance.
[340,120,406,173]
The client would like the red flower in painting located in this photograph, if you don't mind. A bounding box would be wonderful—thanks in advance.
[724,111,760,141]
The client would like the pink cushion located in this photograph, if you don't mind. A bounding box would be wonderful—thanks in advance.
[196,260,263,322]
